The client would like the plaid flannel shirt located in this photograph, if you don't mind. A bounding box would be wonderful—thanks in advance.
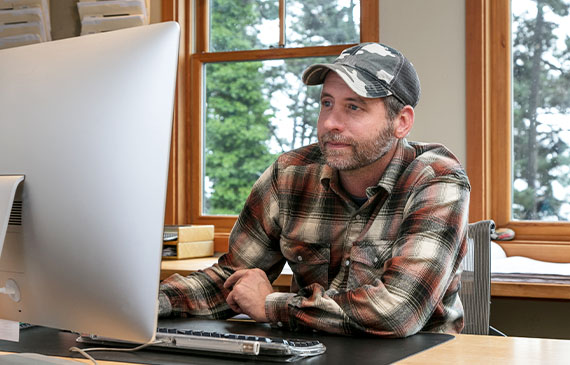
[159,138,470,337]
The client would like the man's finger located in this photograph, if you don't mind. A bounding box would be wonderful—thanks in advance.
[224,269,247,289]
[226,291,242,313]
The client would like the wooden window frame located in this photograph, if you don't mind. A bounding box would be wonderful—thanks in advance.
[466,0,570,262]
[161,0,191,227]
[164,0,378,251]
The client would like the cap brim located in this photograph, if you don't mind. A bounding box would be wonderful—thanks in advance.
[302,63,393,99]
[302,64,335,85]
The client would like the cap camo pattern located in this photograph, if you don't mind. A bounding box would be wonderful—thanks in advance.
[302,43,421,107]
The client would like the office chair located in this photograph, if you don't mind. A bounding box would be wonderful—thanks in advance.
[459,220,505,336]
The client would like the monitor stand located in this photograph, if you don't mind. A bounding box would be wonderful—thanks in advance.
[0,175,24,302]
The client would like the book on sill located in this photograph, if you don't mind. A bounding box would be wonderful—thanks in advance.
[164,224,215,243]
[162,240,214,260]
[162,225,215,260]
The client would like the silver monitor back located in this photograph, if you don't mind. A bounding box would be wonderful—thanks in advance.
[0,21,179,343]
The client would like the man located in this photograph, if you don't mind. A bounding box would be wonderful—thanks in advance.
[159,43,470,338]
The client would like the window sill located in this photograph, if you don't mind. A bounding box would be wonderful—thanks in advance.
[495,240,570,263]
[491,280,570,300]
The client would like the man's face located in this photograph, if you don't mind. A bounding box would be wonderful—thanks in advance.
[317,72,397,171]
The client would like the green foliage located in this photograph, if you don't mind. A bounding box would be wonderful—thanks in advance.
[205,0,276,214]
[287,0,358,47]
[205,0,360,215]
[266,0,359,152]
[512,0,570,220]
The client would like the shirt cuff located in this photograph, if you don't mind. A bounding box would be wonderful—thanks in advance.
[158,290,172,317]
[265,292,296,327]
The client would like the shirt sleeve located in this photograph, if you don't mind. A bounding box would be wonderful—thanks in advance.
[265,172,470,337]
[158,162,285,318]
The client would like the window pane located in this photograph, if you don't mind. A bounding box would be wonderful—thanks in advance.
[286,0,360,47]
[209,0,280,51]
[511,0,570,221]
[208,0,361,52]
[203,57,334,215]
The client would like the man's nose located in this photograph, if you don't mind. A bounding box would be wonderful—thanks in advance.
[320,109,345,132]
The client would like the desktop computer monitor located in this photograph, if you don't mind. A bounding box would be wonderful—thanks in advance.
[0,21,180,343]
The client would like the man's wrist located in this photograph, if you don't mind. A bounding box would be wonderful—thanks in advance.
[158,291,172,317]
[265,292,295,327]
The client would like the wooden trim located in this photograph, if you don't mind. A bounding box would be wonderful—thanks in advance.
[466,0,511,225]
[179,0,192,225]
[492,281,570,300]
[465,0,490,222]
[162,1,174,224]
[194,45,356,62]
[214,232,230,253]
[161,0,174,225]
[496,240,570,263]
[279,0,285,47]
[361,0,379,42]
[502,222,570,242]
[189,53,203,225]
[161,0,190,225]
[196,0,208,53]
[161,0,174,21]
[489,0,512,228]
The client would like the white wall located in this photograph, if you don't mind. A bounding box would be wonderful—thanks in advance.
[379,0,466,165]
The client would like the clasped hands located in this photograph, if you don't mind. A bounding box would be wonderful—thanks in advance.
[224,268,274,322]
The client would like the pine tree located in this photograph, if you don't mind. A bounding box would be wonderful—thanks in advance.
[512,0,570,220]
[205,0,276,214]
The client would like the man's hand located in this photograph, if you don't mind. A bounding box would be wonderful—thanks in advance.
[224,268,273,322]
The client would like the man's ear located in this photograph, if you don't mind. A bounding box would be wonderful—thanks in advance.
[393,105,414,138]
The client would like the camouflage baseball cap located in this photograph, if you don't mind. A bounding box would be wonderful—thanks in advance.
[302,43,421,107]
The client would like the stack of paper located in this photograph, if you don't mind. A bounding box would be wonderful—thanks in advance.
[162,225,215,260]
[0,0,51,50]
[491,241,570,284]
[77,0,149,36]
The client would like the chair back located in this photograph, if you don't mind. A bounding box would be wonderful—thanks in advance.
[459,220,495,335]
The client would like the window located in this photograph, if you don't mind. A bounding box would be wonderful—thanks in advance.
[467,0,570,261]
[188,0,379,235]
[511,0,570,221]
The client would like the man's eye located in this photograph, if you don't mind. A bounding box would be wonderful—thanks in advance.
[322,100,332,107]
[348,104,359,111]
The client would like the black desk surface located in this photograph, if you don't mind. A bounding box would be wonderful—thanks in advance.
[0,319,454,365]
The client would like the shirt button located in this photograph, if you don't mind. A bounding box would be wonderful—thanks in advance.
[297,255,303,262]
[374,257,379,263]
[345,260,350,266]
[355,214,361,220]
[277,321,283,327]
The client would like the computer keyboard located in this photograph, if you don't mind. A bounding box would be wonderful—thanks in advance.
[156,327,325,356]
[19,322,36,330]
[79,326,326,359]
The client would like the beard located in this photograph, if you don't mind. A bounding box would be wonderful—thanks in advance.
[318,121,396,171]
